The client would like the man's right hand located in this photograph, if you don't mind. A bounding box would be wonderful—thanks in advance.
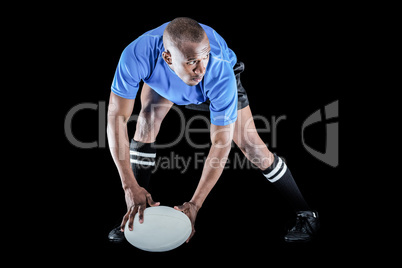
[120,186,160,231]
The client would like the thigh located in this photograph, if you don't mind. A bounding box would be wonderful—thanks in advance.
[140,83,174,117]
[234,106,259,146]
[134,83,174,142]
[234,105,273,169]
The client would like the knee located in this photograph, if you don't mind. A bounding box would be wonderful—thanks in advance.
[242,141,267,157]
[135,109,165,143]
[234,135,274,169]
[138,109,155,125]
[245,143,274,169]
[233,132,261,153]
[139,104,170,124]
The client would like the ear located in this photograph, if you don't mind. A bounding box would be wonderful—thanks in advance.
[162,51,172,65]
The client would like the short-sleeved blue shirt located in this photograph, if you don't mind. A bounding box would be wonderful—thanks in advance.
[111,22,238,126]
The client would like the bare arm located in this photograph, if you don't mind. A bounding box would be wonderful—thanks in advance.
[190,122,234,207]
[175,122,234,241]
[107,92,159,231]
[107,92,136,188]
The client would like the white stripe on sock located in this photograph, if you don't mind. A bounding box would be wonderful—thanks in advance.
[267,162,287,183]
[130,151,156,158]
[263,157,283,179]
[130,159,155,166]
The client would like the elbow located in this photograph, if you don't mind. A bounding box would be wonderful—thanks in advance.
[107,109,131,124]
[107,109,130,138]
[210,123,235,151]
[212,137,230,147]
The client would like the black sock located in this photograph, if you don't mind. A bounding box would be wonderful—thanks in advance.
[130,139,156,191]
[262,154,310,212]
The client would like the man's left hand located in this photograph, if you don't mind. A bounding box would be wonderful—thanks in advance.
[174,201,200,243]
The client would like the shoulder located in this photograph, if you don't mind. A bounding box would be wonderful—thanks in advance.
[199,23,223,44]
[200,23,237,67]
[204,56,237,100]
[120,23,168,76]
[124,23,167,57]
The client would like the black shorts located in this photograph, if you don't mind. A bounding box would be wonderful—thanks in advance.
[184,61,249,111]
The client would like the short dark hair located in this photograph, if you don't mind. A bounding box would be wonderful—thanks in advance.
[163,17,206,49]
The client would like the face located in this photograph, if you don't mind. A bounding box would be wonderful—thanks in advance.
[163,34,211,86]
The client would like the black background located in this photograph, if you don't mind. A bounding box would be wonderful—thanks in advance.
[57,7,355,266]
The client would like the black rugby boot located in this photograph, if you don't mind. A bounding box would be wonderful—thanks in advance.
[284,210,320,242]
[108,226,125,243]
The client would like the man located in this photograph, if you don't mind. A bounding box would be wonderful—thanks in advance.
[107,17,319,244]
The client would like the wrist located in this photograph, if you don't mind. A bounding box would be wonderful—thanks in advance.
[119,168,140,191]
[189,199,202,211]
[122,179,140,191]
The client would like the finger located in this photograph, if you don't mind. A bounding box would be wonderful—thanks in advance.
[128,206,138,231]
[138,205,145,224]
[146,194,160,207]
[174,205,183,211]
[120,213,129,232]
[186,228,195,243]
[174,203,188,212]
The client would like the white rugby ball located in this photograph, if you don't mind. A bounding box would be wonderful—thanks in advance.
[124,206,191,252]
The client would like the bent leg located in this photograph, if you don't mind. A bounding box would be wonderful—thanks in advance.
[133,83,174,143]
[131,83,173,189]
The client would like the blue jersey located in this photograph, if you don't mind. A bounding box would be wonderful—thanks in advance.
[111,22,238,126]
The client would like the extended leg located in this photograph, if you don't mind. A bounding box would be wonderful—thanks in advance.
[233,106,319,239]
[233,105,273,170]
[233,106,319,242]
[233,105,310,211]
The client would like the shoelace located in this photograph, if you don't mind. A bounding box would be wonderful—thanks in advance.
[291,214,315,234]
